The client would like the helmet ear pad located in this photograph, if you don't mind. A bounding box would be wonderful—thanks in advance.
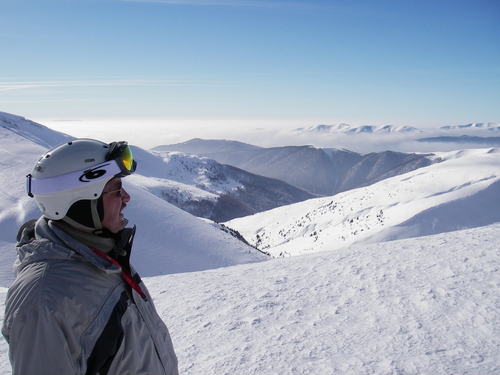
[64,197,105,231]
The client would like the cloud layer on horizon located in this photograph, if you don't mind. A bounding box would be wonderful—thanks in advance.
[36,117,499,154]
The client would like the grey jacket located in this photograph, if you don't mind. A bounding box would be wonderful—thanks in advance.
[2,217,178,375]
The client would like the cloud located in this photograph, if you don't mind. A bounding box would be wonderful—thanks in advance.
[0,78,224,92]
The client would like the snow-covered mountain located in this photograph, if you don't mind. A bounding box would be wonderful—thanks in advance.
[296,122,500,135]
[290,122,500,152]
[0,111,73,148]
[157,137,263,153]
[155,139,436,196]
[0,113,268,283]
[441,122,500,131]
[129,147,315,222]
[294,123,423,134]
[225,148,500,257]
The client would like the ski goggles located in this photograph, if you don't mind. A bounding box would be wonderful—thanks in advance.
[106,141,137,177]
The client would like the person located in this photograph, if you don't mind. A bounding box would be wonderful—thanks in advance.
[2,139,178,375]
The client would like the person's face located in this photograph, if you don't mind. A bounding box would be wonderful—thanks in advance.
[100,178,131,233]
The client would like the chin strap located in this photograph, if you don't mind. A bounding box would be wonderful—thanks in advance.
[62,199,104,233]
[90,199,103,231]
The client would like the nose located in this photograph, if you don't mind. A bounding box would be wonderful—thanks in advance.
[122,188,131,202]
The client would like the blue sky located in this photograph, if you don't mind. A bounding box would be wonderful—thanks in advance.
[1,0,499,131]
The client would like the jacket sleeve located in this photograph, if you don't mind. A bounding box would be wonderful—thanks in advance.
[4,305,80,375]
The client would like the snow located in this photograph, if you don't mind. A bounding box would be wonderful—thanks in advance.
[131,147,243,195]
[1,224,498,374]
[156,224,499,374]
[0,112,499,373]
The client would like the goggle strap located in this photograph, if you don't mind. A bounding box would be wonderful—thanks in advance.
[106,141,127,162]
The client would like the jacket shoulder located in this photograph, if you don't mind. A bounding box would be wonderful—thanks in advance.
[16,218,38,243]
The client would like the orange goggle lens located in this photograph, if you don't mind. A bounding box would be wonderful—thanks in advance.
[121,146,134,171]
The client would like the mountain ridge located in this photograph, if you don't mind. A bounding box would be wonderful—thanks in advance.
[293,123,423,134]
[154,139,436,196]
[130,147,317,222]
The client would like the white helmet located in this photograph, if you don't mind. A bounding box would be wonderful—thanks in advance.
[27,139,136,230]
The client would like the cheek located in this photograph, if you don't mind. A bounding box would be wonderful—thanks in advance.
[101,196,121,219]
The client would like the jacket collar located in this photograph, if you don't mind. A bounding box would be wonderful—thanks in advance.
[14,217,122,276]
[51,220,114,254]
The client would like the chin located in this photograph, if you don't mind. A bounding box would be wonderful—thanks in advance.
[104,222,126,234]
[118,219,127,231]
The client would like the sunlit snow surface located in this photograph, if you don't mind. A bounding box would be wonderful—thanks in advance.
[1,224,497,374]
[151,225,499,374]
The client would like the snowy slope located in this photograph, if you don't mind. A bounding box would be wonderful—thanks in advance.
[0,113,268,285]
[226,148,500,257]
[121,183,267,276]
[0,111,72,148]
[130,147,242,197]
[2,224,498,374]
[127,147,240,218]
[152,224,500,374]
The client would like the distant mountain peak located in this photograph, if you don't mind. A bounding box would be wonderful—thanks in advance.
[295,123,422,134]
[153,138,262,154]
[441,123,500,131]
[376,125,422,133]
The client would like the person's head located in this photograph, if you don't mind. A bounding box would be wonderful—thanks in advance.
[27,138,137,234]
[100,177,131,233]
